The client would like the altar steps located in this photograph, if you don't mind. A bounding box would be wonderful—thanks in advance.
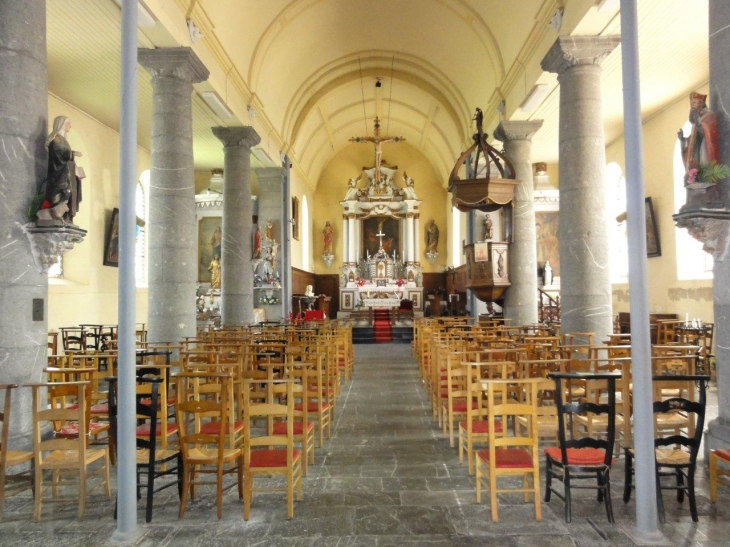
[373,309,392,342]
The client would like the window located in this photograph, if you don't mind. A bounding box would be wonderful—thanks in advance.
[301,195,310,271]
[452,206,461,267]
[607,163,628,283]
[291,196,300,240]
[48,255,63,278]
[136,171,149,285]
[674,124,713,280]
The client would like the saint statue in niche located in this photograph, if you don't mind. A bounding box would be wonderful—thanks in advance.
[483,214,493,240]
[41,116,85,224]
[264,218,274,242]
[678,91,719,184]
[208,255,221,289]
[401,172,417,199]
[426,219,439,252]
[322,221,334,255]
[253,226,262,259]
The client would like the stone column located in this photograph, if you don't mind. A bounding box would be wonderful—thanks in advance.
[494,120,543,326]
[0,0,48,446]
[139,48,209,344]
[212,127,260,325]
[542,36,620,341]
[704,0,730,454]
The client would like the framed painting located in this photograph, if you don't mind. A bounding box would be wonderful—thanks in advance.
[362,216,400,257]
[474,242,490,262]
[535,211,560,276]
[103,208,119,267]
[645,197,661,258]
[198,216,222,282]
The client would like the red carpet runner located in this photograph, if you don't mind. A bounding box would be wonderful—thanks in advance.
[372,308,392,343]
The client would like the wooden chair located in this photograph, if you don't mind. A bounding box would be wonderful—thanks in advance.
[0,384,34,519]
[277,363,315,476]
[297,352,332,447]
[623,375,709,522]
[475,378,542,522]
[243,379,303,520]
[28,381,111,520]
[709,448,730,503]
[544,372,619,524]
[108,376,182,522]
[174,371,243,520]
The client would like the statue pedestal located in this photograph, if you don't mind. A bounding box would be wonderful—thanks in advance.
[24,223,87,273]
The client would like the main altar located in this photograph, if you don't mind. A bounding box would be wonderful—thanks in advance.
[337,160,424,313]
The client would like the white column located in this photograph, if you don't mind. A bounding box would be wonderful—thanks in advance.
[406,216,414,262]
[414,217,420,262]
[342,216,348,262]
[348,216,357,262]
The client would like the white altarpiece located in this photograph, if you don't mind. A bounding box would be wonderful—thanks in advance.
[338,166,424,311]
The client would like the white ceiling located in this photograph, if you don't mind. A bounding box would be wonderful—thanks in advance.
[46,0,710,189]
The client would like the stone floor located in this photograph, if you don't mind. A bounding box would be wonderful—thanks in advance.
[1,343,729,546]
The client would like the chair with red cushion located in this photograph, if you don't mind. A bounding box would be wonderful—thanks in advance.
[243,379,303,520]
[544,372,619,524]
[475,378,542,522]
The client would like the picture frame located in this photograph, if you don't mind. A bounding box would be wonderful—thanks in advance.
[474,242,490,262]
[103,208,119,267]
[362,216,400,257]
[198,216,222,282]
[645,197,661,258]
[376,279,387,287]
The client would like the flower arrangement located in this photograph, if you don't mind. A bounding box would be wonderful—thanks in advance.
[253,274,263,286]
[356,277,367,287]
[394,277,406,287]
[259,294,280,305]
[686,162,730,187]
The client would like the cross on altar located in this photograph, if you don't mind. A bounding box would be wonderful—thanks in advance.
[349,117,405,182]
[376,230,385,250]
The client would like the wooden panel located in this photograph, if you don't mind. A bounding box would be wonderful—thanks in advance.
[315,275,340,318]
[421,272,445,294]
[292,267,316,296]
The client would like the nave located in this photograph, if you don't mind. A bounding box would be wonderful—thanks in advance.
[0,343,727,546]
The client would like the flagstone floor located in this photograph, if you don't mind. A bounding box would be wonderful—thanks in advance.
[1,343,728,546]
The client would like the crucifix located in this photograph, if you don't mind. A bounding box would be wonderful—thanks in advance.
[349,117,405,182]
[376,229,385,250]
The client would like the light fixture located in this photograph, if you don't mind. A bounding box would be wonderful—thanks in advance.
[200,91,233,120]
[519,84,549,113]
[112,0,156,28]
[375,78,382,88]
[252,147,273,166]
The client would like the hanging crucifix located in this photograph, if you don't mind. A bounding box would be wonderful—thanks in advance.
[349,117,405,182]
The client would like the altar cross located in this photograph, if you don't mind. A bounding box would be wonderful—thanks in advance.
[349,117,405,182]
[376,229,385,250]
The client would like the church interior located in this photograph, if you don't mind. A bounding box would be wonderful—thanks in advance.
[3,0,730,544]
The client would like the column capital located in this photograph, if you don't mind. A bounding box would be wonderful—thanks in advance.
[254,167,283,186]
[541,35,620,75]
[494,120,544,142]
[212,126,260,149]
[138,47,209,83]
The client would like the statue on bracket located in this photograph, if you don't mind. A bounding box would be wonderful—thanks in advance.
[677,91,725,188]
[253,226,262,259]
[322,220,335,267]
[208,254,221,290]
[37,116,86,225]
[425,219,439,265]
[400,172,418,200]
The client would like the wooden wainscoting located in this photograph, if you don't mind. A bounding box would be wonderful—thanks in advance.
[315,275,340,318]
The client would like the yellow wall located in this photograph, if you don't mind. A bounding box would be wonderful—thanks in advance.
[606,89,713,322]
[289,171,315,272]
[47,95,151,330]
[311,144,448,274]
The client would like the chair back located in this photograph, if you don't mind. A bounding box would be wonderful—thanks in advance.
[29,382,90,460]
[107,376,164,461]
[0,384,18,471]
[652,374,709,465]
[549,372,619,468]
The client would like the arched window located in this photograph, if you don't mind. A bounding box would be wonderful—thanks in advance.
[452,206,461,267]
[301,195,310,271]
[674,124,713,280]
[607,162,628,283]
[136,170,149,285]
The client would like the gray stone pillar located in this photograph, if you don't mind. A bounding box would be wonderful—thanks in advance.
[705,0,730,454]
[212,127,260,325]
[494,120,543,326]
[255,167,284,321]
[139,48,209,344]
[542,36,620,341]
[0,0,48,446]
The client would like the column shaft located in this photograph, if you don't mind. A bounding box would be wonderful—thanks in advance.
[0,0,48,447]
[140,48,209,344]
[495,121,543,326]
[342,217,349,262]
[542,36,620,341]
[213,127,260,325]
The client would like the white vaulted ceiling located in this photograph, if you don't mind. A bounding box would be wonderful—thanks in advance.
[45,0,710,188]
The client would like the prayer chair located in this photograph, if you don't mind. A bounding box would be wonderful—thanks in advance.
[544,372,619,524]
[0,384,34,519]
[108,376,182,523]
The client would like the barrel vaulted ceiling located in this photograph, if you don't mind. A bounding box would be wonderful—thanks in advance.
[46,0,709,190]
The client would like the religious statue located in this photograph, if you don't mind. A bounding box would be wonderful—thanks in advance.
[42,115,84,224]
[264,218,274,242]
[210,226,222,259]
[344,177,360,201]
[208,255,221,289]
[401,171,417,199]
[322,221,334,255]
[678,91,720,184]
[349,117,405,183]
[253,226,262,258]
[426,219,439,252]
[262,246,274,281]
[483,214,493,240]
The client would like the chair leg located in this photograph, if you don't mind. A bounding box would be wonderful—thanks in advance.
[176,454,184,500]
[237,457,243,501]
[216,466,224,520]
[564,471,572,524]
[604,470,614,523]
[676,469,685,503]
[489,467,499,522]
[33,468,43,522]
[544,458,553,502]
[78,466,87,518]
[243,470,252,521]
[178,462,189,519]
[145,464,154,523]
[688,467,698,522]
[655,468,665,524]
[623,449,633,503]
[597,471,604,503]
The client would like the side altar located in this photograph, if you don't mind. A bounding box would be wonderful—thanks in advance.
[337,163,424,313]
